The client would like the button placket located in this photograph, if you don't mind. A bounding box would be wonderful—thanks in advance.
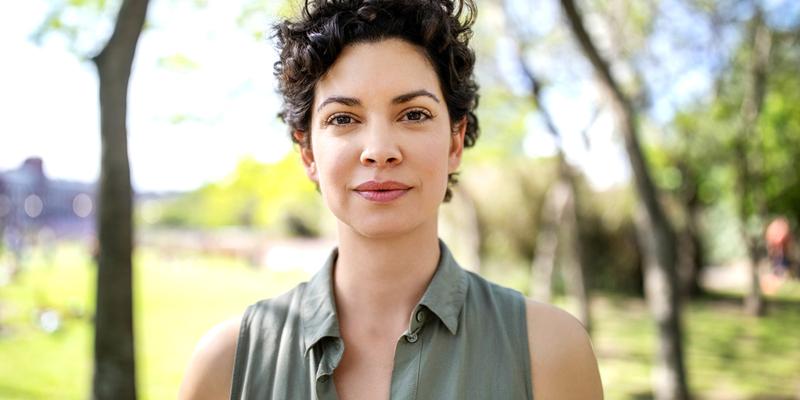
[392,312,425,400]
[406,308,426,343]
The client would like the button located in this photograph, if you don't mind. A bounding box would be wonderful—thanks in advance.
[406,333,418,343]
[415,310,425,322]
[319,375,329,383]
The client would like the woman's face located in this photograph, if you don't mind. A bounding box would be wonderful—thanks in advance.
[297,38,465,239]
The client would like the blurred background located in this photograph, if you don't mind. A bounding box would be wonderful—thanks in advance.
[1,0,799,399]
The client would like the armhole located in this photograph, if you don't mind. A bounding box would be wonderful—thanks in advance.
[519,294,535,400]
[229,304,254,400]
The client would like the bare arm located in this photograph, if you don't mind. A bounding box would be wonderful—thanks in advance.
[526,299,603,399]
[178,317,242,400]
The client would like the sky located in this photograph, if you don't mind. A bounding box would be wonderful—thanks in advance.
[0,0,641,193]
[1,0,290,193]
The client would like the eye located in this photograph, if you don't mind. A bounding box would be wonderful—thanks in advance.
[325,113,358,127]
[400,109,433,123]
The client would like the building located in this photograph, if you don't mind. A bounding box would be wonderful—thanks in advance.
[0,157,96,243]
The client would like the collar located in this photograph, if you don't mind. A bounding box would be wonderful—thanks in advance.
[417,240,469,335]
[300,240,469,355]
[301,249,341,357]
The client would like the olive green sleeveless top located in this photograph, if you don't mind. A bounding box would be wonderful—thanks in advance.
[231,241,533,399]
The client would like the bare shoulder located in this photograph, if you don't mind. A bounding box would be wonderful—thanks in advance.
[525,299,604,400]
[178,316,242,400]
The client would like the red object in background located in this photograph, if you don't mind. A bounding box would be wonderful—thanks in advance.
[765,217,791,251]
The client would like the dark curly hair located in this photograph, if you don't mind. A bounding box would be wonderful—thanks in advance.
[273,0,479,201]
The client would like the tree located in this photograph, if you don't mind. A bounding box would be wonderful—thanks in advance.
[665,0,800,312]
[91,0,150,398]
[558,0,689,398]
[734,7,772,316]
[35,0,151,397]
[489,0,593,330]
[516,46,592,331]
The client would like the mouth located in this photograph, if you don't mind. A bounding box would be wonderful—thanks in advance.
[354,180,412,203]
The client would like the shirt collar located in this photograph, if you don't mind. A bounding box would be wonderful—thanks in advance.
[300,240,469,355]
[301,249,341,356]
[417,240,469,335]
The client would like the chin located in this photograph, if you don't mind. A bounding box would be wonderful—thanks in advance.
[332,207,432,239]
[346,218,421,239]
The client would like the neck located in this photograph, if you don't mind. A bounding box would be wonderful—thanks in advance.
[333,218,441,327]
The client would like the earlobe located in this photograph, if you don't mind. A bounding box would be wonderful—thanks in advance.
[306,162,318,182]
[294,130,318,182]
[301,149,318,182]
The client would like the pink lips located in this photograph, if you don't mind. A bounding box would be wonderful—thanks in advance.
[354,180,411,203]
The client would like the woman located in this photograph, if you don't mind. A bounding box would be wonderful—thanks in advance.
[180,0,603,399]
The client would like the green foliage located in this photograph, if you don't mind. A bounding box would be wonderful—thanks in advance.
[463,157,558,264]
[646,18,800,263]
[32,0,122,55]
[466,86,531,163]
[577,185,643,293]
[145,154,322,236]
[156,53,200,71]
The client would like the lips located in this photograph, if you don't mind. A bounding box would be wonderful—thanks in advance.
[354,180,411,203]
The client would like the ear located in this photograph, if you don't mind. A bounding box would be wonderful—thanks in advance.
[293,130,318,183]
[448,117,467,173]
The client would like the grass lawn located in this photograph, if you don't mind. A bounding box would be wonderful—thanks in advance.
[0,243,309,400]
[1,242,799,399]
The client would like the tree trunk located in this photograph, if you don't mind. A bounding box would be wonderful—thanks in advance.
[530,179,570,302]
[91,0,150,399]
[559,0,688,398]
[558,173,591,332]
[675,164,705,298]
[677,206,704,298]
[503,19,593,329]
[735,9,772,317]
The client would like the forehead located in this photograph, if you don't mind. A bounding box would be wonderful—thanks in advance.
[313,38,443,108]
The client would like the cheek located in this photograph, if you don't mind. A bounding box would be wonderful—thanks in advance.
[413,134,452,182]
[313,137,352,188]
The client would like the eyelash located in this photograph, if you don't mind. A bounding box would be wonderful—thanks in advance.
[323,109,434,127]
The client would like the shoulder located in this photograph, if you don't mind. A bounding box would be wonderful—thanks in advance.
[178,316,242,400]
[525,299,604,400]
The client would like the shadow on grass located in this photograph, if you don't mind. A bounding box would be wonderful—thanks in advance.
[693,290,800,315]
[627,391,798,400]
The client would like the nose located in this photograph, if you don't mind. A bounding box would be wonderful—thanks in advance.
[359,122,403,167]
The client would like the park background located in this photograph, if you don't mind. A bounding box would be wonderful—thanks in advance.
[1,0,799,399]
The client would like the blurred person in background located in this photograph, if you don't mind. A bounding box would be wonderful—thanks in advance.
[179,0,602,399]
[766,217,793,278]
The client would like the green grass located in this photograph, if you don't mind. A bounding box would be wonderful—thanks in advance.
[1,243,799,399]
[591,285,800,400]
[0,243,308,400]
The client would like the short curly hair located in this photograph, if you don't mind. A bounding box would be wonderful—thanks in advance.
[273,0,479,201]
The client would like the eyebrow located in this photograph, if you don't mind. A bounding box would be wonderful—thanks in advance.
[316,89,440,112]
[391,89,440,105]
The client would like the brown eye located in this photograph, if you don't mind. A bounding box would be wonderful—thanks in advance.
[406,111,424,121]
[334,115,352,125]
[326,113,357,126]
[401,109,432,122]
